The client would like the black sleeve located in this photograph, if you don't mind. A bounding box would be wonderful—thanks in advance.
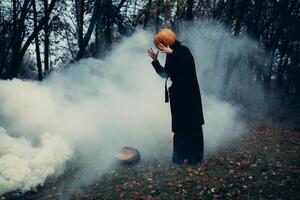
[151,59,169,78]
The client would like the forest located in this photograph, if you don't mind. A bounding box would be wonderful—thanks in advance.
[1,0,299,123]
[0,1,299,199]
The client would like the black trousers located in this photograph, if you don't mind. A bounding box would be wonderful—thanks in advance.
[172,127,204,164]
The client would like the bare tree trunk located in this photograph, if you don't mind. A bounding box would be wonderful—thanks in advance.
[75,0,85,59]
[233,0,248,35]
[104,0,113,51]
[95,21,101,57]
[224,0,235,26]
[7,0,57,79]
[0,4,8,77]
[33,0,43,80]
[143,0,152,29]
[44,0,50,71]
[212,0,225,18]
[75,0,100,60]
[248,0,263,40]
[8,0,31,79]
[186,0,194,20]
[155,0,162,32]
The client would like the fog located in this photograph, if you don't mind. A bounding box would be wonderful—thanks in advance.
[0,22,265,195]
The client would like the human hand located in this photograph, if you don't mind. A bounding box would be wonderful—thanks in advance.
[157,43,173,54]
[147,48,159,61]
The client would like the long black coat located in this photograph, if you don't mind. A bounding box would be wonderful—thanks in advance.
[152,40,205,133]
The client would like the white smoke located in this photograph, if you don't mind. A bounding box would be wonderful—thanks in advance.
[0,31,169,195]
[0,22,262,195]
[0,128,72,194]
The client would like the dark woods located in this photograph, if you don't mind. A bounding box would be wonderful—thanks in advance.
[0,0,299,123]
[214,0,300,124]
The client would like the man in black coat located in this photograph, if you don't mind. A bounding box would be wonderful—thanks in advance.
[147,32,205,164]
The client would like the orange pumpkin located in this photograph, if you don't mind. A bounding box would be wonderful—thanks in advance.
[153,28,176,47]
[153,34,162,47]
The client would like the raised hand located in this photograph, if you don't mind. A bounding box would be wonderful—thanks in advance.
[147,48,159,61]
[157,43,173,54]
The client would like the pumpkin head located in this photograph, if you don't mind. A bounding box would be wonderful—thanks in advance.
[153,34,161,47]
[153,28,176,48]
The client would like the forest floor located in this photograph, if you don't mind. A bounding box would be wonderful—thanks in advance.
[2,121,300,200]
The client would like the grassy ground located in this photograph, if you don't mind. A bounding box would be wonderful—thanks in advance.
[3,121,300,200]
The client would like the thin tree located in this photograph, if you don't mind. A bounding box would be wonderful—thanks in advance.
[33,0,43,80]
